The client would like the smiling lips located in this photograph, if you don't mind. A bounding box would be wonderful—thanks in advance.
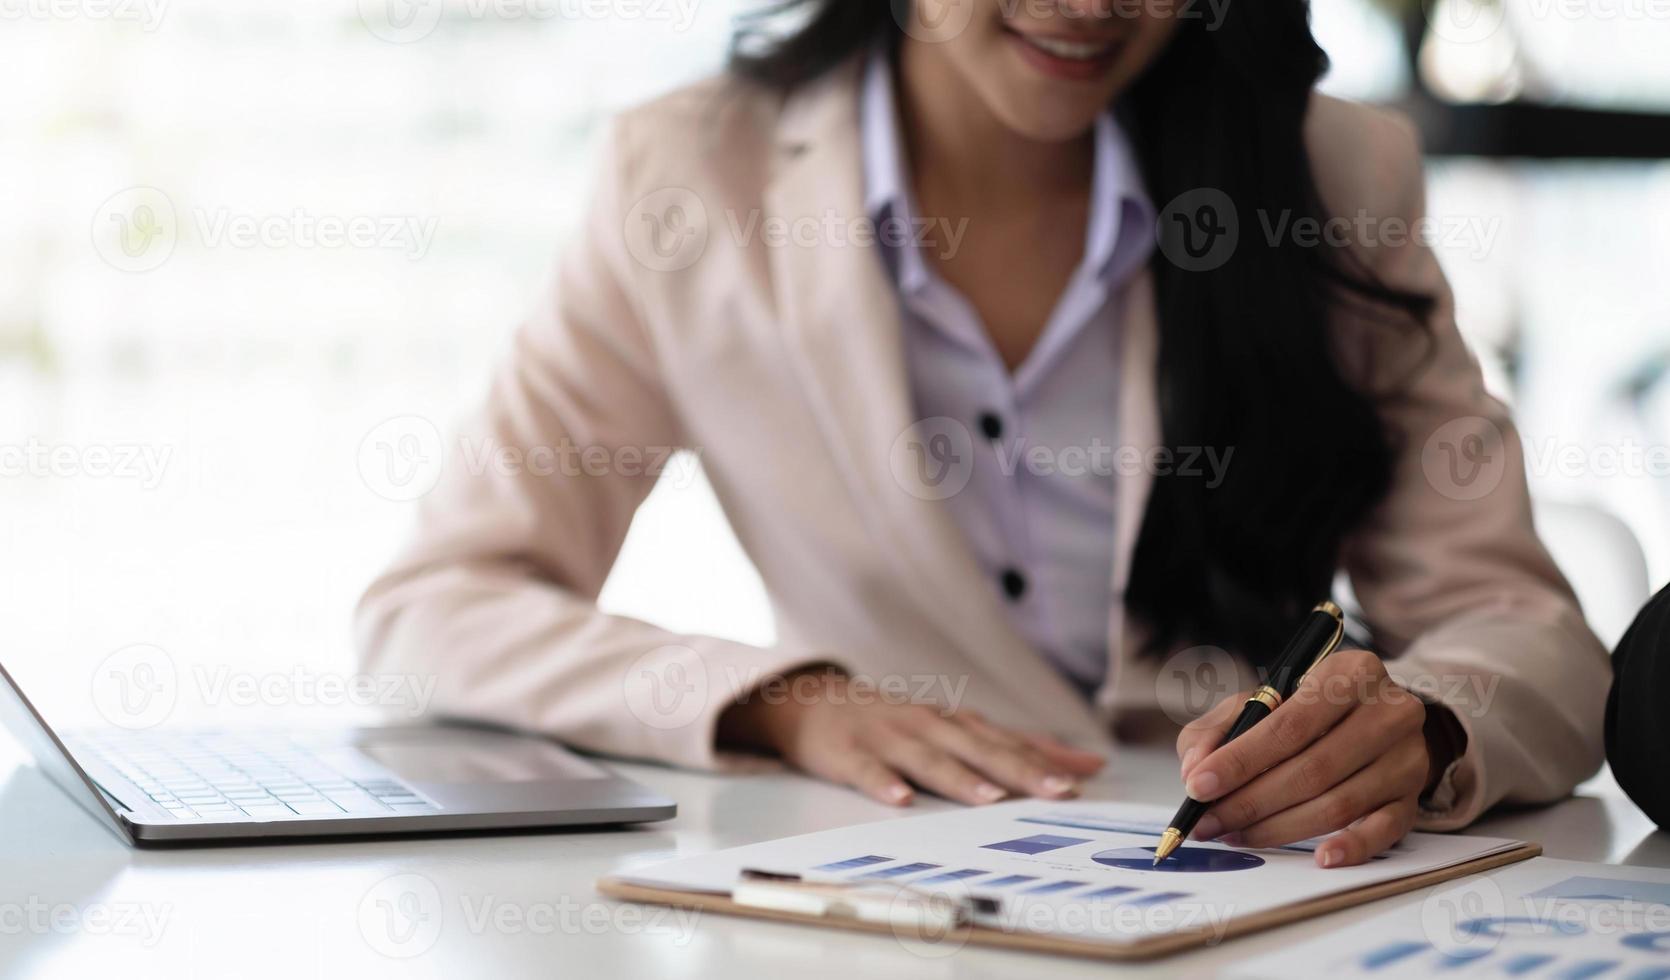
[1005,27,1126,82]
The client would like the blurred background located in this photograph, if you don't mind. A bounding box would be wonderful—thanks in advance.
[2,0,1667,732]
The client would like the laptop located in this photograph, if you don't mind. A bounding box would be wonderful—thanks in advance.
[0,659,675,846]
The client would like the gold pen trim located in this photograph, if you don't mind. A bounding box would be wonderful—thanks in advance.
[1245,686,1282,711]
[1153,827,1185,865]
[1294,601,1347,690]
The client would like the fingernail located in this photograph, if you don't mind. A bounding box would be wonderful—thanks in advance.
[1185,771,1219,800]
[1041,776,1077,797]
[1180,747,1201,778]
[1319,847,1339,868]
[887,784,912,804]
[975,783,1006,803]
[1193,815,1222,840]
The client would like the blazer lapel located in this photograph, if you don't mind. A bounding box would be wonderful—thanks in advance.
[761,61,1074,704]
[1102,271,1160,701]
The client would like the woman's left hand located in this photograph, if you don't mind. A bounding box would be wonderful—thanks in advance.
[1174,649,1434,868]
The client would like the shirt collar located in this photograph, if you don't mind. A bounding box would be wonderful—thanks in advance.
[860,46,1155,293]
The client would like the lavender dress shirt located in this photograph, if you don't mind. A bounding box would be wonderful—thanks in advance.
[860,50,1156,689]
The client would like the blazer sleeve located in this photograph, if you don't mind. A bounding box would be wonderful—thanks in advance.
[1333,111,1612,831]
[354,122,822,769]
[1606,585,1670,829]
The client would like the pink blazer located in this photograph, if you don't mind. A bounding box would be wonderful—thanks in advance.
[356,58,1611,830]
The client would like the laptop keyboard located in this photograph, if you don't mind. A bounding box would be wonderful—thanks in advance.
[69,732,440,821]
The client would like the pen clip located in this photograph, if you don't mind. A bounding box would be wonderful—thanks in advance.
[1294,601,1346,690]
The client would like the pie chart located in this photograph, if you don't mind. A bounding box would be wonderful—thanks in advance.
[1092,846,1266,873]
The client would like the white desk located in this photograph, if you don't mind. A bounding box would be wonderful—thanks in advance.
[1,742,1664,979]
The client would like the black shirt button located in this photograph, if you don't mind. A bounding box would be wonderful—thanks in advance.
[1000,568,1027,601]
[978,411,1004,441]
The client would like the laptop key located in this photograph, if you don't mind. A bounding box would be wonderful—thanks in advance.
[324,793,390,815]
[285,800,345,816]
[237,804,295,819]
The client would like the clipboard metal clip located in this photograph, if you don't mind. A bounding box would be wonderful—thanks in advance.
[734,868,1000,932]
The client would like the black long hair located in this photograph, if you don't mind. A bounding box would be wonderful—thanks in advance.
[730,1,1435,665]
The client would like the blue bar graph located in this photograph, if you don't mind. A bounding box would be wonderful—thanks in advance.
[981,875,1040,889]
[981,834,1093,855]
[1435,948,1493,970]
[1023,880,1088,895]
[1129,891,1192,906]
[1625,933,1670,953]
[1360,941,1427,971]
[1555,962,1619,980]
[1083,886,1139,900]
[1503,953,1557,975]
[859,862,940,879]
[917,868,986,885]
[814,855,893,872]
[1529,876,1670,908]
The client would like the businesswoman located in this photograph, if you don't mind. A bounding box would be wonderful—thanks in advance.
[357,0,1611,867]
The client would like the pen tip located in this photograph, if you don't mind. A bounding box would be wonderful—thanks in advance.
[1153,828,1183,865]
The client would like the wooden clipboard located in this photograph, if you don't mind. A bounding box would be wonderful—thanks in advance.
[598,841,1541,962]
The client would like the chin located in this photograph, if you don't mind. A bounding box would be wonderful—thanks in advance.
[988,95,1106,144]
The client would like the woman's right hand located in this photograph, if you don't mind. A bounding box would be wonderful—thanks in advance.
[717,668,1106,806]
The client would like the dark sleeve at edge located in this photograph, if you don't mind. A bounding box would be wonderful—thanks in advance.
[1606,584,1670,828]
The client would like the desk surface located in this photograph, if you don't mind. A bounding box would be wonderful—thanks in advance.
[1,741,1664,979]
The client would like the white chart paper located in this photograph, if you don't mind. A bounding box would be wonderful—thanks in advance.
[1232,856,1670,978]
[613,800,1523,946]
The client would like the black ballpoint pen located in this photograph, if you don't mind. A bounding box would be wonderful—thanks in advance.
[1153,601,1347,865]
